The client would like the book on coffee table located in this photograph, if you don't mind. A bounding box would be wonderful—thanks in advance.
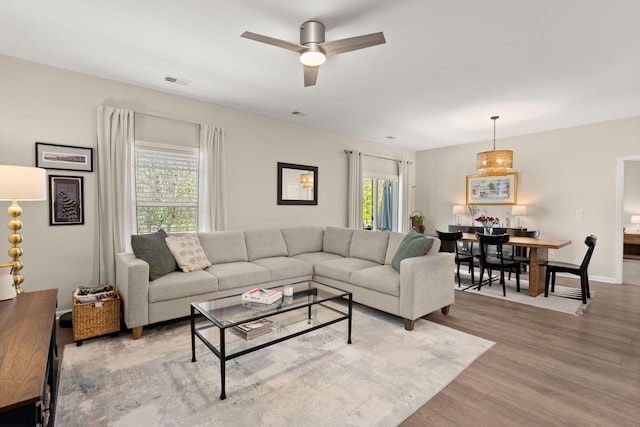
[231,318,273,339]
[241,288,282,304]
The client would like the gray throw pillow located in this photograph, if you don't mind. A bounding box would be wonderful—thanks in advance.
[391,231,434,272]
[131,229,178,281]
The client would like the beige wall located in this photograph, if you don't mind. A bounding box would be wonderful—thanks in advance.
[0,55,415,310]
[416,116,640,283]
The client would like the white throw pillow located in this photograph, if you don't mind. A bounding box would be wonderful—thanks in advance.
[165,234,212,272]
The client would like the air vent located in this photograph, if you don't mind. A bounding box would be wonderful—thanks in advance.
[163,75,191,86]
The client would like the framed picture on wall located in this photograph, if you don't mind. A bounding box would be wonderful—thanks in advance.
[36,142,93,172]
[49,175,84,225]
[466,172,518,205]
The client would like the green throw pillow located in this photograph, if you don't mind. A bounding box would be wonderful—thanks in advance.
[391,231,434,272]
[131,229,178,281]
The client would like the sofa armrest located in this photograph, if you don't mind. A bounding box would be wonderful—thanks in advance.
[116,252,150,330]
[398,252,455,321]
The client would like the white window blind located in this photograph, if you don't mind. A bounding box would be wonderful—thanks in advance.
[134,141,199,233]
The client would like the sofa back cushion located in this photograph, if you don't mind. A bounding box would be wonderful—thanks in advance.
[323,226,354,257]
[281,226,324,256]
[198,231,248,264]
[244,229,288,261]
[350,230,390,264]
[385,232,407,265]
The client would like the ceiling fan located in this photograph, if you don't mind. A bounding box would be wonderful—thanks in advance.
[241,21,386,87]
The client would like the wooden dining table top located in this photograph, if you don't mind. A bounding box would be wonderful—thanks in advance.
[461,232,572,249]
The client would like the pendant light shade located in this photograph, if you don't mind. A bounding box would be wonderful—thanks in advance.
[476,116,513,176]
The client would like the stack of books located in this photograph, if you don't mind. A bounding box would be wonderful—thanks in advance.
[231,318,273,339]
[241,288,282,304]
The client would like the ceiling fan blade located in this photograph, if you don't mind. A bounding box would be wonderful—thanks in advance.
[303,65,319,87]
[321,32,386,57]
[241,31,305,53]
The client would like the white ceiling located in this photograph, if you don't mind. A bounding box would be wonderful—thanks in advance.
[2,0,639,151]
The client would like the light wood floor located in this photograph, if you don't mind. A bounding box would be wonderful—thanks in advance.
[56,276,640,426]
[402,276,640,427]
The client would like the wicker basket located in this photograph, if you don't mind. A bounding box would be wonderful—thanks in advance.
[72,290,120,343]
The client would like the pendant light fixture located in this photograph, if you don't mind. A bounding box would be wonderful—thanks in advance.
[476,116,513,176]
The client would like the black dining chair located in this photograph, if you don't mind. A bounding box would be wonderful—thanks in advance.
[541,235,597,304]
[437,230,476,287]
[477,233,521,296]
[507,229,540,279]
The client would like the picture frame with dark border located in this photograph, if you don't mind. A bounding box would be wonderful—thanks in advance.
[36,142,93,172]
[277,162,318,205]
[466,172,518,205]
[49,175,84,226]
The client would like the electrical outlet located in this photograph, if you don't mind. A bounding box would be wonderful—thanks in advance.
[576,209,584,218]
[548,249,556,259]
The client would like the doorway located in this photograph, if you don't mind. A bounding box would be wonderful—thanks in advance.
[617,156,640,285]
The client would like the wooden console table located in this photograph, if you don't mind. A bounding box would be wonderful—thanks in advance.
[623,232,640,260]
[0,289,59,426]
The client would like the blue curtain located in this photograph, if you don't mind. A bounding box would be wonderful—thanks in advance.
[377,181,393,231]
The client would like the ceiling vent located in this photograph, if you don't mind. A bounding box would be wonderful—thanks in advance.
[163,75,191,86]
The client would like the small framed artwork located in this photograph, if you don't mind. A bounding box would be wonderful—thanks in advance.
[36,142,93,172]
[49,175,84,226]
[466,172,518,205]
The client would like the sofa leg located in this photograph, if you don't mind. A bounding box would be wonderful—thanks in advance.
[441,305,451,315]
[403,318,415,331]
[132,326,143,340]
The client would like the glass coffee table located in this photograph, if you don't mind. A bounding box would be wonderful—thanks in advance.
[190,281,352,399]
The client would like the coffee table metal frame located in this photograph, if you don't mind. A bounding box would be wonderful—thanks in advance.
[190,281,352,400]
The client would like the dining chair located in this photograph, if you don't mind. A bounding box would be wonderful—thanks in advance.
[437,230,475,287]
[541,235,597,304]
[477,233,521,296]
[507,229,540,279]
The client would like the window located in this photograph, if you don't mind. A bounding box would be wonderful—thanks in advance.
[134,141,199,233]
[361,156,399,231]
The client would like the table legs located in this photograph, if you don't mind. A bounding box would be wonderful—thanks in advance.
[528,247,548,296]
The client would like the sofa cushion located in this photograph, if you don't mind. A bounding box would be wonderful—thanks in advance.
[130,229,177,281]
[252,257,313,281]
[314,257,380,283]
[385,232,406,265]
[323,226,354,257]
[244,229,288,261]
[391,231,434,272]
[206,262,271,291]
[198,231,248,264]
[148,270,218,303]
[292,252,344,266]
[350,265,401,297]
[165,234,212,272]
[281,226,324,256]
[350,230,390,264]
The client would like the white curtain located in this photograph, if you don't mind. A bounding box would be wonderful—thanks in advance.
[399,159,412,233]
[198,124,228,231]
[347,150,362,229]
[96,106,135,285]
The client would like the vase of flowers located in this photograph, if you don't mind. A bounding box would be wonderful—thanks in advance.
[476,215,500,235]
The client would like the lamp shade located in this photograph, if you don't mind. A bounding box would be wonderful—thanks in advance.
[452,205,466,215]
[0,165,47,200]
[631,215,640,224]
[511,205,527,216]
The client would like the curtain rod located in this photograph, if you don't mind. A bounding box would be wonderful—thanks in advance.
[344,149,411,164]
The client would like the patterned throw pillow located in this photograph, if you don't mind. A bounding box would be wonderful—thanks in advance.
[165,234,212,272]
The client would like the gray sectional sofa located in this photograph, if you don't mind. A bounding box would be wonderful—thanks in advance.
[115,226,455,339]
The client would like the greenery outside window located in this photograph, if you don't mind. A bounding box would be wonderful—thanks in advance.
[134,141,199,233]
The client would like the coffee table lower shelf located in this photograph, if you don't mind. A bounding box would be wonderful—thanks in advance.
[190,283,352,400]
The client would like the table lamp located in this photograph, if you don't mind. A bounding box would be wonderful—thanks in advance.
[452,205,466,225]
[0,165,47,296]
[511,205,527,229]
[631,215,640,232]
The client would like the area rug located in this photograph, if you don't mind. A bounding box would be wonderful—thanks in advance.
[455,271,592,315]
[56,304,493,427]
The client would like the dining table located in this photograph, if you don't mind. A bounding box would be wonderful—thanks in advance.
[461,232,572,296]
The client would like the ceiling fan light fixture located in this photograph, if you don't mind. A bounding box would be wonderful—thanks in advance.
[300,45,326,66]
